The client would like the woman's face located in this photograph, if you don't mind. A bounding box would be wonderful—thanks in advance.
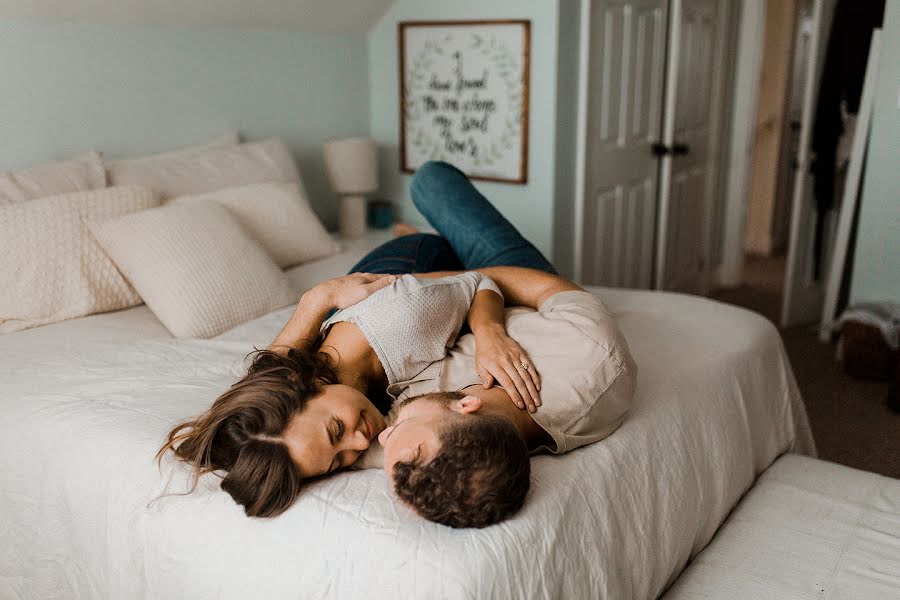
[282,384,386,478]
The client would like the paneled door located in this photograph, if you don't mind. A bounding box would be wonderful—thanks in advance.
[655,0,724,292]
[579,0,668,288]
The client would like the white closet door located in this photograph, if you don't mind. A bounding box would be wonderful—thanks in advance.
[580,0,667,288]
[655,0,724,292]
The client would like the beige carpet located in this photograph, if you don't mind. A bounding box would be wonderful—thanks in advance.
[711,256,898,479]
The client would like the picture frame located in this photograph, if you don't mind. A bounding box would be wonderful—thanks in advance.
[398,20,531,184]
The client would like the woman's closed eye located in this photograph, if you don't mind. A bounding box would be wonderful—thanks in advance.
[328,418,346,472]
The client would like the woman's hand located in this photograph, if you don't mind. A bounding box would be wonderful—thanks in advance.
[314,273,398,310]
[474,324,542,412]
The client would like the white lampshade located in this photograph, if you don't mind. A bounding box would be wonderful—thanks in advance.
[323,137,378,194]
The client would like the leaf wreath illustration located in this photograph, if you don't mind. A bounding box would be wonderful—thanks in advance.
[405,29,523,168]
[469,32,523,165]
[405,35,448,158]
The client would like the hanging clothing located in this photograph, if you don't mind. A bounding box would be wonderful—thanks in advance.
[810,0,884,279]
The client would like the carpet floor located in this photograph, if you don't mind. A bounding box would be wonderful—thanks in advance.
[711,256,898,479]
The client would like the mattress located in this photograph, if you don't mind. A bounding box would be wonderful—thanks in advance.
[0,234,814,600]
[664,454,900,599]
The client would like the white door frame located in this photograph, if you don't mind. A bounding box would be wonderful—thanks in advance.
[716,0,766,288]
[697,0,732,293]
[573,0,592,284]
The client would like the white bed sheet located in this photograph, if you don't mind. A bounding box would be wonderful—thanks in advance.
[0,235,815,600]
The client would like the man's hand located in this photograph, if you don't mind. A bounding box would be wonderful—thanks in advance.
[474,324,541,412]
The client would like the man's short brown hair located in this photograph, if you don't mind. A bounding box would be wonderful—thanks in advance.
[391,414,530,528]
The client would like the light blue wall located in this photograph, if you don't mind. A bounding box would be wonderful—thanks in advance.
[367,0,562,260]
[849,3,900,304]
[0,20,370,229]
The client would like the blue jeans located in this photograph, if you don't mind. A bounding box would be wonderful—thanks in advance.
[348,161,557,276]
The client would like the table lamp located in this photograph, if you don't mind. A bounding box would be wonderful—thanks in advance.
[323,137,378,238]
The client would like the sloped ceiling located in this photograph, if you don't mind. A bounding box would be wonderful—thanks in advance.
[0,0,394,32]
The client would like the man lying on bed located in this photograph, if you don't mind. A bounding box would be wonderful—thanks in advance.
[158,161,636,528]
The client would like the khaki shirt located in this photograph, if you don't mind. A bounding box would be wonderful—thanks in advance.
[387,290,637,454]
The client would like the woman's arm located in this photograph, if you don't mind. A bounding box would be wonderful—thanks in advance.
[466,288,542,412]
[268,273,397,354]
[268,288,333,354]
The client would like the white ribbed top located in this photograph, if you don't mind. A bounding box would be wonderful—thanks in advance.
[321,272,502,384]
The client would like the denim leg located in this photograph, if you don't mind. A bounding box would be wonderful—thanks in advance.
[409,161,558,274]
[347,233,464,275]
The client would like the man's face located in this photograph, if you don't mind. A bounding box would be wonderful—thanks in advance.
[379,392,480,476]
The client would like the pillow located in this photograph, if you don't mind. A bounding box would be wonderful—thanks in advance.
[172,182,339,268]
[0,186,159,333]
[90,202,297,338]
[105,132,239,172]
[107,138,303,200]
[0,151,106,206]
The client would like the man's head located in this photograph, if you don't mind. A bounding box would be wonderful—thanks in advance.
[378,391,530,528]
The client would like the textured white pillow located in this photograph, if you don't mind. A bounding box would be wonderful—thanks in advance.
[0,186,159,333]
[107,138,303,200]
[90,202,297,338]
[0,151,106,206]
[105,133,239,172]
[173,182,339,268]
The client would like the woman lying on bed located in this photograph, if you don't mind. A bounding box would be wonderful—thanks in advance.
[157,161,622,521]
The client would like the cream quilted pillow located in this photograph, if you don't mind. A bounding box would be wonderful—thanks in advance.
[172,182,339,268]
[0,151,106,206]
[107,138,303,200]
[0,186,159,333]
[90,202,297,339]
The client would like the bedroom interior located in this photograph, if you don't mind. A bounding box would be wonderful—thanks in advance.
[1,0,897,599]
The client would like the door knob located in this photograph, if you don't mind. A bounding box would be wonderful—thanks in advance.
[651,142,690,157]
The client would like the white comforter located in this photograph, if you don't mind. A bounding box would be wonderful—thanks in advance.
[0,242,814,600]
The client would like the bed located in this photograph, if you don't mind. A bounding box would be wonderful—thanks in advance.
[0,230,815,600]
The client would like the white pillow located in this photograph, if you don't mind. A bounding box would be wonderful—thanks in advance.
[107,138,303,200]
[90,202,297,338]
[0,186,159,333]
[105,133,240,172]
[172,182,339,268]
[0,151,106,206]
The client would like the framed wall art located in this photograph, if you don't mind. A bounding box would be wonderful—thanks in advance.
[398,20,530,184]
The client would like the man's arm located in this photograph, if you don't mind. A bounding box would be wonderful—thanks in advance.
[465,287,542,411]
[418,267,582,309]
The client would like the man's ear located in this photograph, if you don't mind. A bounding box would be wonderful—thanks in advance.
[453,395,483,414]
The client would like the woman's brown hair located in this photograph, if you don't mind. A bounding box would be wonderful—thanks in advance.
[156,345,338,518]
